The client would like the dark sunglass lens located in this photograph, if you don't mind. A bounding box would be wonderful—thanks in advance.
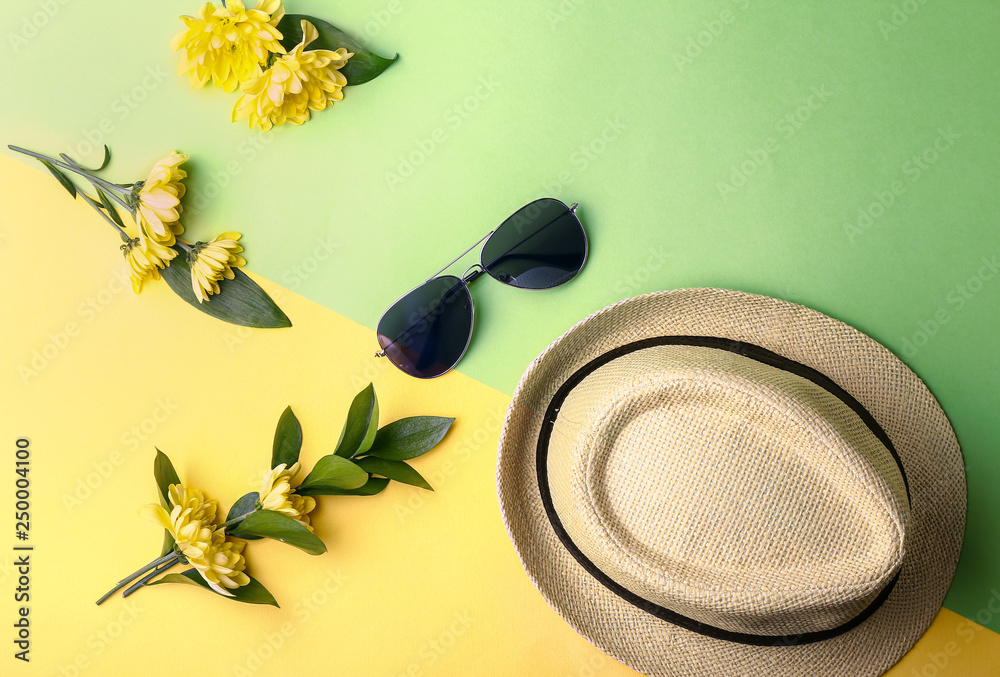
[376,276,474,378]
[480,198,587,290]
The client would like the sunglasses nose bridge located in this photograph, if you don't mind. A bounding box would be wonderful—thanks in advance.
[462,264,486,285]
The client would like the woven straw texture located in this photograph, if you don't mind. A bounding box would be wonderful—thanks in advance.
[497,289,966,677]
[547,344,909,636]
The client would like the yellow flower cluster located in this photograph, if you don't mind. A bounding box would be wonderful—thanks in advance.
[123,153,247,302]
[173,4,354,130]
[189,233,247,303]
[232,20,352,131]
[123,233,175,293]
[171,0,286,92]
[259,462,316,530]
[197,531,251,595]
[124,152,188,293]
[140,484,250,596]
[136,465,314,597]
[137,153,188,243]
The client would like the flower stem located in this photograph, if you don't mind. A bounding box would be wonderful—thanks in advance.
[217,509,257,532]
[96,551,181,605]
[77,191,131,243]
[7,145,133,209]
[121,559,181,598]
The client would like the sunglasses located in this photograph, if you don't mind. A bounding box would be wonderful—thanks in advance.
[376,198,588,378]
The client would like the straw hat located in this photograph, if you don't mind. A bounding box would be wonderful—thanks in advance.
[497,289,965,677]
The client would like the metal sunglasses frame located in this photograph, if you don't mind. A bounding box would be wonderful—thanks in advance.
[375,199,586,378]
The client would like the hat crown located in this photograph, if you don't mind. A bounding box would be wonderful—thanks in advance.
[546,344,910,638]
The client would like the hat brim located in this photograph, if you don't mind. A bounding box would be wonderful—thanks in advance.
[496,289,966,677]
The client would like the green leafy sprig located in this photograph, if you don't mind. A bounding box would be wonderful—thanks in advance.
[6,144,290,329]
[97,383,454,607]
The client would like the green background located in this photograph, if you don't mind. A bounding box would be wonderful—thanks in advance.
[2,0,998,629]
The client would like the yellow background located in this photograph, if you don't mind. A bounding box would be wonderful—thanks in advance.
[2,155,999,675]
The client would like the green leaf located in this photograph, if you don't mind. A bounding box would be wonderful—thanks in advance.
[230,510,327,555]
[160,244,292,328]
[153,449,181,508]
[365,416,455,461]
[225,492,260,537]
[95,186,126,228]
[296,476,389,497]
[271,406,302,469]
[149,570,279,607]
[39,159,76,198]
[96,145,111,171]
[153,449,181,556]
[334,383,379,458]
[60,145,111,172]
[276,14,398,86]
[299,454,368,491]
[356,457,432,491]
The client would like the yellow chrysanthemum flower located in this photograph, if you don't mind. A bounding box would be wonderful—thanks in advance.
[139,484,249,596]
[136,152,188,243]
[171,0,286,93]
[140,484,219,561]
[232,20,352,131]
[259,462,317,531]
[189,232,247,302]
[188,529,251,596]
[122,230,178,293]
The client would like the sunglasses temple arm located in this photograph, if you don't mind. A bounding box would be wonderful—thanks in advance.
[425,230,495,282]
